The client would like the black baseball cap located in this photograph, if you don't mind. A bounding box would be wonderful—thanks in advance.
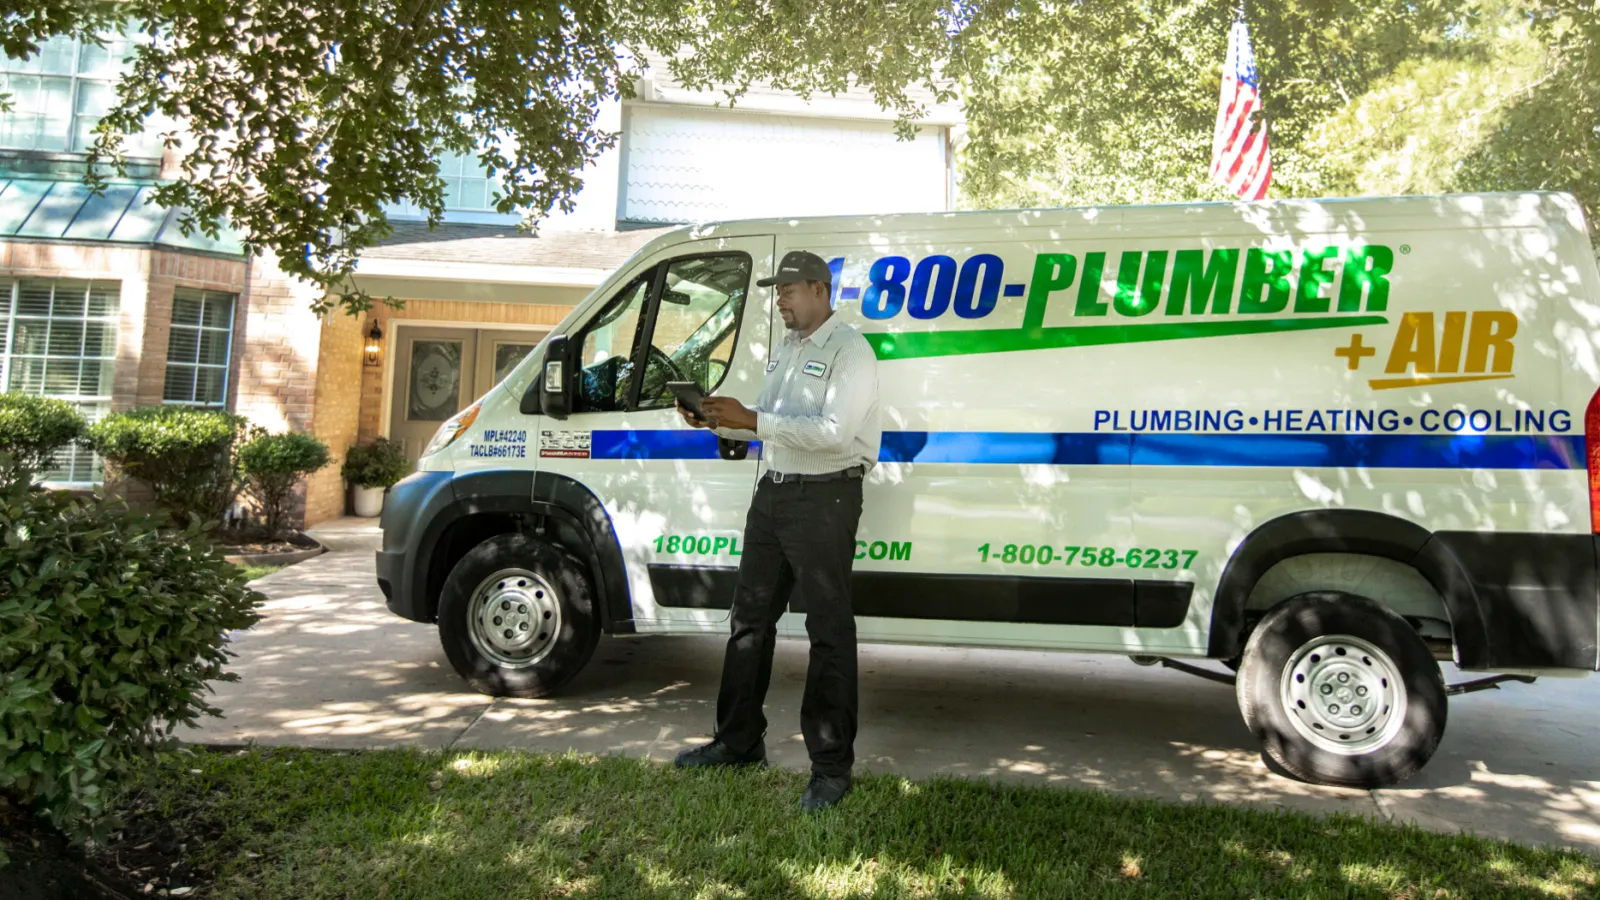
[757,250,832,287]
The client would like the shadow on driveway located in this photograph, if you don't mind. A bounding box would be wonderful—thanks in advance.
[189,549,1600,855]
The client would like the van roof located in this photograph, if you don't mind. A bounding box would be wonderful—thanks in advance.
[628,190,1590,262]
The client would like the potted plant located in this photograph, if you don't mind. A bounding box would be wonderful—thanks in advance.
[341,437,411,517]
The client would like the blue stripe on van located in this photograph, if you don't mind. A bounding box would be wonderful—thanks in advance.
[590,429,1584,470]
[880,431,1133,464]
[591,429,764,460]
[1128,432,1583,469]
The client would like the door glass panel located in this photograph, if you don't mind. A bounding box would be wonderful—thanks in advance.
[638,254,751,409]
[407,340,462,421]
[577,276,651,413]
[493,342,537,385]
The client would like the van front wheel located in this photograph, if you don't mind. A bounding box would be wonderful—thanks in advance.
[437,533,599,698]
[1236,591,1446,789]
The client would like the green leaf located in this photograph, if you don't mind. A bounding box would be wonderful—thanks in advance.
[0,474,259,842]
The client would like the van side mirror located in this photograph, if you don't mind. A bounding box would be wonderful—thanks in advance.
[532,335,577,420]
[519,366,543,415]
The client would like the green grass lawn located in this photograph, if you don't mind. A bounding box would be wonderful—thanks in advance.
[233,563,283,582]
[108,747,1596,900]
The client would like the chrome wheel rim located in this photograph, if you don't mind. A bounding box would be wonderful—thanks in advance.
[468,568,561,668]
[1280,634,1406,756]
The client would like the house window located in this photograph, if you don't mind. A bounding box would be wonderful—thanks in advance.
[439,150,499,212]
[381,148,510,220]
[0,32,160,155]
[0,278,120,483]
[163,289,236,406]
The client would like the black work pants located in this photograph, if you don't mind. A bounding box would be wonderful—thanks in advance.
[714,475,863,776]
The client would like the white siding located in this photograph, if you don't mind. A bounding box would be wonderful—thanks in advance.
[621,105,949,224]
[632,52,963,126]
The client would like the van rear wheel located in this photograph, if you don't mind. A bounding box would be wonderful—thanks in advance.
[437,533,599,698]
[1236,591,1446,788]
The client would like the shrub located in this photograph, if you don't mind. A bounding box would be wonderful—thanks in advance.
[0,393,88,486]
[87,407,247,525]
[238,428,332,541]
[0,465,261,852]
[341,437,412,489]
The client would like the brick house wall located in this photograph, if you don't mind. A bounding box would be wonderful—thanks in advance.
[3,233,633,530]
[305,311,363,525]
[227,253,330,528]
[0,240,353,530]
[0,240,247,506]
[0,241,247,413]
[0,238,580,528]
[233,253,323,435]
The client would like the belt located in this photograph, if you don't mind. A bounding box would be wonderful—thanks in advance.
[764,466,864,484]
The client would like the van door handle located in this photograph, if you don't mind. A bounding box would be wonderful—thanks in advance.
[717,437,749,461]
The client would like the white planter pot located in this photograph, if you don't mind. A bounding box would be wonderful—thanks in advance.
[352,485,386,518]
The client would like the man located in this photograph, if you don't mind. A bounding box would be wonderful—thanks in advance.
[673,249,882,812]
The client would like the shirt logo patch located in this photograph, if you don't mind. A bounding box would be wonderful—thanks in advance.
[766,360,779,373]
[803,360,827,378]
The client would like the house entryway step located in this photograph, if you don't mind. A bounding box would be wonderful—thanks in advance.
[305,516,384,552]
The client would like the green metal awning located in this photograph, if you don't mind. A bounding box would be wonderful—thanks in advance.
[0,177,243,257]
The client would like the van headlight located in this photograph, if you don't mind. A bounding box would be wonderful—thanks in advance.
[421,401,482,459]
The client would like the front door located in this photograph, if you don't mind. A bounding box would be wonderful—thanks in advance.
[391,325,547,460]
[534,236,775,628]
[476,329,545,394]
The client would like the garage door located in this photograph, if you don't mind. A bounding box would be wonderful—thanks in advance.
[621,105,949,223]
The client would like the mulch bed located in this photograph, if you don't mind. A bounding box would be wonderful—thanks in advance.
[1,799,215,900]
[214,528,324,567]
[213,527,315,557]
[215,538,305,557]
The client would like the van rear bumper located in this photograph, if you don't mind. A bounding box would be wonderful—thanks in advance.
[1418,531,1600,671]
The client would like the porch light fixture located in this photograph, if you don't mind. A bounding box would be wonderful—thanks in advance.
[364,319,384,367]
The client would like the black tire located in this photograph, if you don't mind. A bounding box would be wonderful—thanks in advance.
[437,533,599,698]
[1236,591,1447,788]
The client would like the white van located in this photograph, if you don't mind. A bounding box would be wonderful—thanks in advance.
[377,192,1600,789]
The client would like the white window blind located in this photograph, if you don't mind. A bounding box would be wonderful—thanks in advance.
[163,289,236,406]
[0,279,120,484]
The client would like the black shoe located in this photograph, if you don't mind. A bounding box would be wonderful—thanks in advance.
[800,773,851,811]
[674,739,766,769]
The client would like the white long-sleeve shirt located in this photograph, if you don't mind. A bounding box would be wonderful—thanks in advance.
[715,313,881,475]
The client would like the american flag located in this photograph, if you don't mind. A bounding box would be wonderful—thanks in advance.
[1210,19,1272,201]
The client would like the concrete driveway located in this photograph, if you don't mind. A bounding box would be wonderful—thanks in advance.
[189,536,1600,856]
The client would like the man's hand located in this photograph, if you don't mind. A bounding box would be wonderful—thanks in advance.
[701,397,758,431]
[676,401,717,430]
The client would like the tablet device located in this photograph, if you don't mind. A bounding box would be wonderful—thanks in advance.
[666,381,707,417]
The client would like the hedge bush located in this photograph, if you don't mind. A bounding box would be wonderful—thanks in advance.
[87,406,247,525]
[0,463,260,852]
[0,393,88,486]
[238,429,332,540]
[340,437,411,489]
